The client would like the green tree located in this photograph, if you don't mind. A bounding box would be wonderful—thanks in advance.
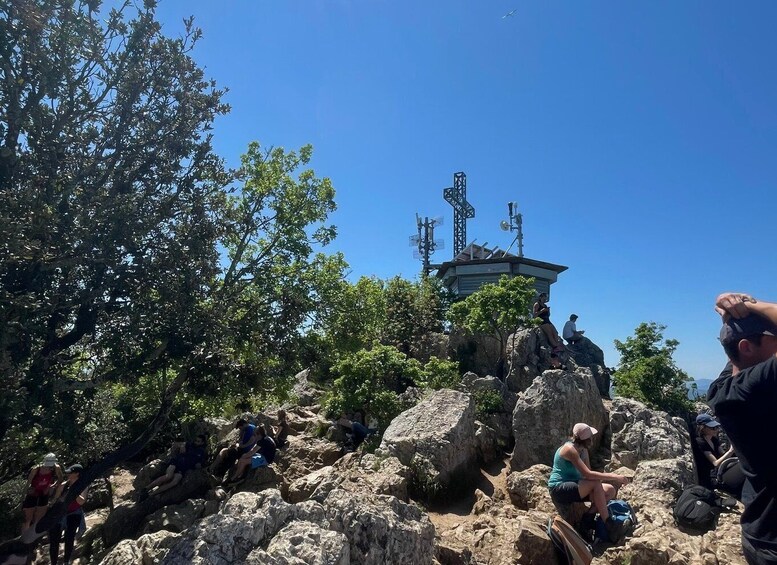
[448,275,537,374]
[0,1,345,548]
[613,322,692,414]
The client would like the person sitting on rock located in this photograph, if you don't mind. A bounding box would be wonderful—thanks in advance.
[227,426,276,483]
[209,418,256,477]
[140,434,208,499]
[22,452,63,530]
[547,423,630,537]
[562,314,585,345]
[694,413,744,498]
[338,411,378,449]
[533,293,564,353]
[49,464,89,565]
[273,409,290,449]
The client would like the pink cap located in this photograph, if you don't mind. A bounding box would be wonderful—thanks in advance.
[572,423,598,440]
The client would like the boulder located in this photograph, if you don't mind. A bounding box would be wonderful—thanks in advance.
[142,498,206,535]
[378,389,478,495]
[510,368,608,471]
[474,420,500,464]
[287,466,336,504]
[99,530,181,565]
[504,328,542,393]
[243,521,349,565]
[133,459,168,492]
[83,477,113,512]
[609,398,690,470]
[103,469,211,547]
[565,336,605,367]
[506,464,554,513]
[323,488,436,565]
[291,368,324,407]
[233,464,279,495]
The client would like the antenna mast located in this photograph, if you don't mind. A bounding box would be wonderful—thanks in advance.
[409,214,444,276]
[500,201,524,257]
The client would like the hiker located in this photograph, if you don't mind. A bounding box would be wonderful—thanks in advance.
[563,314,585,345]
[227,425,276,483]
[338,412,377,448]
[694,413,745,499]
[547,423,630,536]
[49,464,88,565]
[533,293,564,352]
[22,453,63,530]
[273,409,290,449]
[209,418,257,477]
[140,434,208,500]
[708,292,777,564]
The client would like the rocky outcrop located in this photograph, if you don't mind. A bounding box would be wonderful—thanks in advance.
[100,530,182,565]
[291,368,324,407]
[510,368,608,471]
[378,389,478,496]
[506,464,554,513]
[156,488,434,565]
[142,498,206,535]
[504,328,543,393]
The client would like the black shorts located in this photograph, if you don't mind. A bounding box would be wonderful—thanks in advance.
[549,481,584,504]
[23,493,49,508]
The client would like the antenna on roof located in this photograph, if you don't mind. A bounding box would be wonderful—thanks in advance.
[410,214,444,276]
[500,201,524,257]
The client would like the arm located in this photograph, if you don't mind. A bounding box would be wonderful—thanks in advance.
[73,487,88,508]
[705,445,735,468]
[715,293,777,323]
[25,468,36,490]
[560,444,628,484]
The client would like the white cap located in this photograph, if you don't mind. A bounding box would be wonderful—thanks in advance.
[42,453,57,467]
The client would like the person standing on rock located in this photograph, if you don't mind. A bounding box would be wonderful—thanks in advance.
[49,464,88,565]
[708,293,777,565]
[562,314,585,345]
[547,423,629,536]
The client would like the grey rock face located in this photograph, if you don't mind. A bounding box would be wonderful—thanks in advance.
[244,522,349,565]
[510,368,608,471]
[378,389,478,493]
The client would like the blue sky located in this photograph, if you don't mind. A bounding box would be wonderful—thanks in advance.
[143,1,777,382]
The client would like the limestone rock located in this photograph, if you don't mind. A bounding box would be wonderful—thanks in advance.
[474,420,500,464]
[84,477,113,512]
[510,368,607,471]
[504,328,542,393]
[324,488,436,565]
[506,464,554,513]
[291,368,324,407]
[244,521,349,565]
[609,398,690,470]
[133,459,167,492]
[288,466,337,504]
[99,530,181,565]
[379,389,477,495]
[142,498,205,535]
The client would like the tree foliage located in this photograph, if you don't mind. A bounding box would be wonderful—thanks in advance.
[447,275,537,372]
[0,0,344,497]
[613,322,692,414]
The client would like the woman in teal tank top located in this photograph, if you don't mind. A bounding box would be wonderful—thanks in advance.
[547,423,630,522]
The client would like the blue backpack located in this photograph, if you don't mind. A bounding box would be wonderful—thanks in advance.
[595,499,637,543]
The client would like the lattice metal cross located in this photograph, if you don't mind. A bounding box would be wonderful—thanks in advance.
[443,172,475,256]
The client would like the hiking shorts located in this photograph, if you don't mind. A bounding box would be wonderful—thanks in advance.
[549,481,584,504]
[23,493,49,508]
[250,454,268,469]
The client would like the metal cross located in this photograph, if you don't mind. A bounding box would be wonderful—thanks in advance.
[443,172,475,257]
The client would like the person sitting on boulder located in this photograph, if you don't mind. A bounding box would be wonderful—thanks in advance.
[694,413,744,498]
[563,314,585,345]
[338,411,378,448]
[49,464,89,565]
[22,452,63,530]
[140,434,208,499]
[533,293,564,353]
[227,425,276,483]
[209,418,256,477]
[547,423,630,536]
[273,409,290,449]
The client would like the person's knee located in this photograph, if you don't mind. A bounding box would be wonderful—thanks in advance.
[603,483,617,500]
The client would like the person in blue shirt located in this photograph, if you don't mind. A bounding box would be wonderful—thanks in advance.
[227,426,276,483]
[209,419,257,478]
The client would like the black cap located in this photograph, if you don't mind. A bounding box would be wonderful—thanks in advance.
[719,314,777,346]
[65,464,83,474]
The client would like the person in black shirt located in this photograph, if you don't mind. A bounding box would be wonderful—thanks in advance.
[227,426,276,483]
[708,293,777,565]
[694,413,735,489]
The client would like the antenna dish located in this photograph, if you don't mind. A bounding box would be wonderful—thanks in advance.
[500,220,510,231]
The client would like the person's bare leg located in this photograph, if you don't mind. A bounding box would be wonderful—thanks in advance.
[229,458,251,482]
[22,507,34,529]
[577,479,608,518]
[32,505,48,525]
[152,472,182,495]
[541,324,560,348]
[603,482,618,502]
[146,465,176,491]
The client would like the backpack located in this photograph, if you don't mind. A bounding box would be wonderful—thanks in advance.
[673,485,721,532]
[547,515,593,565]
[595,499,638,543]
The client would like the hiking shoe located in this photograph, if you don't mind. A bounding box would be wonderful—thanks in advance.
[604,517,621,543]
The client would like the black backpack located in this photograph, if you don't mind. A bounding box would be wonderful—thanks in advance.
[673,486,722,532]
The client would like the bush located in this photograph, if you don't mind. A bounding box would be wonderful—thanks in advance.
[420,357,460,390]
[473,389,504,420]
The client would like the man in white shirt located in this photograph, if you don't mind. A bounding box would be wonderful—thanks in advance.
[562,314,585,344]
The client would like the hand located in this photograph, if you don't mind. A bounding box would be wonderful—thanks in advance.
[617,475,631,487]
[715,293,756,320]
